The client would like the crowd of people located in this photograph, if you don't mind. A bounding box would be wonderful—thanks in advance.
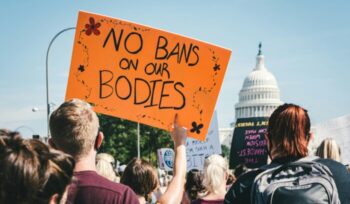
[1,99,350,204]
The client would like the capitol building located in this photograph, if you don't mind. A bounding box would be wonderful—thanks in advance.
[220,44,283,147]
[218,45,350,165]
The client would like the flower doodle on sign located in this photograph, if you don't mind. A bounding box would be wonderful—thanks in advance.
[78,65,85,72]
[190,121,204,134]
[213,63,221,71]
[85,17,101,36]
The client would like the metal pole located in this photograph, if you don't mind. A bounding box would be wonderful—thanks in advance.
[46,27,75,138]
[137,122,140,158]
[149,133,151,162]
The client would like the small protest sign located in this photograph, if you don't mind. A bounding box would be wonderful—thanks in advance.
[157,148,174,171]
[66,11,231,141]
[229,117,269,169]
[186,112,221,171]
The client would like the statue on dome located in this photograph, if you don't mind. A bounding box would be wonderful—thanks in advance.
[258,42,262,56]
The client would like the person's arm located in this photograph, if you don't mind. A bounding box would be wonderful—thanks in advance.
[158,114,187,204]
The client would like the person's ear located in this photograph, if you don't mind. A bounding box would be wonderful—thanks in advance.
[49,138,57,149]
[95,131,104,150]
[306,132,314,146]
[49,193,59,204]
[309,132,314,142]
[225,171,229,181]
[264,133,270,150]
[264,132,273,161]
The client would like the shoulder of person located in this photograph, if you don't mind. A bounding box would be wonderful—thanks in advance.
[120,185,139,204]
[191,198,225,204]
[191,199,201,204]
[315,158,349,173]
[235,168,263,185]
[67,172,139,204]
[224,168,262,203]
[95,178,139,204]
[76,171,135,194]
[314,158,350,203]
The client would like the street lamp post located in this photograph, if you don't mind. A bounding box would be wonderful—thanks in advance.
[15,125,36,138]
[45,27,143,158]
[45,27,75,137]
[45,27,143,156]
[137,122,140,158]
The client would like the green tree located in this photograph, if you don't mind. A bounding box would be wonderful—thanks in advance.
[98,114,173,166]
[139,123,174,165]
[221,145,230,161]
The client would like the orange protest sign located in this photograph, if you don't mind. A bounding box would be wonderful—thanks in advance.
[66,11,231,141]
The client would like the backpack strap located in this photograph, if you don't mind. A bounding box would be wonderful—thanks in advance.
[294,155,320,163]
[250,163,282,204]
[249,156,321,204]
[269,156,322,179]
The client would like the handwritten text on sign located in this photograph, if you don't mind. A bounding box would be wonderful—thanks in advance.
[66,11,231,140]
[229,117,269,169]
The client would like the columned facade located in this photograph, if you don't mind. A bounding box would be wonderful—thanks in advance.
[235,44,282,120]
[219,44,283,147]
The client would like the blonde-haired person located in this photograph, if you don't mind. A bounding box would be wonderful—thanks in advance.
[192,154,228,204]
[96,153,120,182]
[316,138,342,162]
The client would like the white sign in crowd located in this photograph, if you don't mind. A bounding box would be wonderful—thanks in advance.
[185,112,222,171]
[157,148,175,172]
[157,112,222,171]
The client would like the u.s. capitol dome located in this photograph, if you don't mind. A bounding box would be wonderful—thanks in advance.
[235,43,282,120]
[220,43,283,147]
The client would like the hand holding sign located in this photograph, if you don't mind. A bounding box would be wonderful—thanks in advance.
[186,112,221,171]
[66,11,231,140]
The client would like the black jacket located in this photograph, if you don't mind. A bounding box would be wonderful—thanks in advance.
[224,156,350,204]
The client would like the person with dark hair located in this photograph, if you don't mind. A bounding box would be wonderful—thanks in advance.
[224,103,350,204]
[0,128,11,136]
[233,164,249,179]
[49,99,139,204]
[225,172,236,190]
[0,134,75,204]
[0,129,20,138]
[122,114,187,204]
[121,158,159,204]
[185,169,205,202]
